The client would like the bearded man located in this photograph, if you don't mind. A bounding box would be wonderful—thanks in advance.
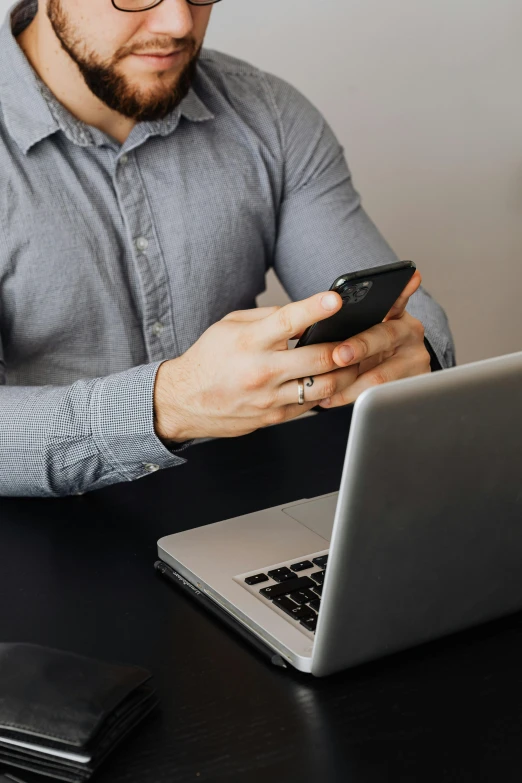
[0,0,454,497]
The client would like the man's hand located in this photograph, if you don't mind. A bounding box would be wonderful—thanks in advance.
[154,292,359,442]
[320,270,432,409]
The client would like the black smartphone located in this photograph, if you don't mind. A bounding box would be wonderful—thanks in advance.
[296,260,417,348]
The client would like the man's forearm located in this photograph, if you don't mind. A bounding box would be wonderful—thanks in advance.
[0,363,185,498]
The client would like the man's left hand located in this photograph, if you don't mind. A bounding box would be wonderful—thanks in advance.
[319,270,432,409]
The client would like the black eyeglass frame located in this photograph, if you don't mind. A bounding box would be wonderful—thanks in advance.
[112,0,222,11]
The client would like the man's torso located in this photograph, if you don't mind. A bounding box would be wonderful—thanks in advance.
[0,2,287,386]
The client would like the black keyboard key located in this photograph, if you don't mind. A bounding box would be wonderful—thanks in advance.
[272,596,312,621]
[313,555,328,569]
[274,598,316,622]
[267,567,295,583]
[311,570,325,585]
[312,585,323,597]
[288,589,317,605]
[290,606,316,621]
[273,596,300,614]
[290,560,314,572]
[244,573,269,586]
[309,598,321,613]
[259,576,315,600]
[300,615,318,632]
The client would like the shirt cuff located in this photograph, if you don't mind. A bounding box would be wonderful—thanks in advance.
[90,362,187,481]
[162,438,195,454]
[424,338,443,372]
[422,325,454,369]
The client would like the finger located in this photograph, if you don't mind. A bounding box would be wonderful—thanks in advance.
[321,347,431,408]
[358,353,383,375]
[222,306,280,323]
[261,400,317,428]
[259,292,343,348]
[332,318,411,368]
[358,349,396,376]
[275,366,359,407]
[384,270,422,321]
[275,341,343,383]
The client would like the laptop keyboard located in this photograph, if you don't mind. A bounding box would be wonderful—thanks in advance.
[238,551,329,635]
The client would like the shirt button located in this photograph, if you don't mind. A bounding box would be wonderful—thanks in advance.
[120,154,129,165]
[135,236,149,252]
[152,321,165,337]
[143,463,160,474]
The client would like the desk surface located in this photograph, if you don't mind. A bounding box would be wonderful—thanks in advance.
[2,406,522,783]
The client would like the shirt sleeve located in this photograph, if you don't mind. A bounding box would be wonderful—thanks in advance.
[0,353,187,498]
[264,74,456,369]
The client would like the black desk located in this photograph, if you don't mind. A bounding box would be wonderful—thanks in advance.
[2,406,522,783]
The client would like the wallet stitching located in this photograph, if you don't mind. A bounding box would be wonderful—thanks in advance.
[0,722,74,742]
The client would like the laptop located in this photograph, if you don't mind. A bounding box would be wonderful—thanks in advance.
[157,351,522,677]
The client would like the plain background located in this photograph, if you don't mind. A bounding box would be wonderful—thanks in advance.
[2,0,522,364]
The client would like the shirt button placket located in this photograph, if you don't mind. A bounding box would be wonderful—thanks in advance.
[134,235,168,356]
[135,236,149,253]
[116,154,176,363]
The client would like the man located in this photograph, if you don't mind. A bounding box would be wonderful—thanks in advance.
[0,0,454,497]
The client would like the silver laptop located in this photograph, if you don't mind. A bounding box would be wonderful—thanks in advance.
[158,351,522,677]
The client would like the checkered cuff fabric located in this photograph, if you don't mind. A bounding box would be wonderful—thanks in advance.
[90,363,187,482]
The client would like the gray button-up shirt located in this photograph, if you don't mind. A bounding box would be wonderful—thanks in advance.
[0,0,454,497]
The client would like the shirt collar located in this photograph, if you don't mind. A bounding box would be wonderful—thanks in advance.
[0,0,214,156]
[0,1,58,155]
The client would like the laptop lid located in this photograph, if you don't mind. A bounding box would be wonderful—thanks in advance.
[312,351,522,676]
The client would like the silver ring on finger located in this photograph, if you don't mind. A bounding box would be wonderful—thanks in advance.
[297,378,305,405]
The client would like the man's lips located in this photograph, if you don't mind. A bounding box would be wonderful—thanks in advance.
[131,48,187,66]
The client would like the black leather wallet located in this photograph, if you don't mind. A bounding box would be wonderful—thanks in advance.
[0,644,158,782]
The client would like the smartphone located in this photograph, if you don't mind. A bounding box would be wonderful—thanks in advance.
[296,260,417,348]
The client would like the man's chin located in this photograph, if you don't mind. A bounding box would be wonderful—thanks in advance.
[82,48,199,122]
[107,76,184,120]
[116,63,181,89]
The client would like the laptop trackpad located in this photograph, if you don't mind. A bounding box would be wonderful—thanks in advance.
[282,494,338,541]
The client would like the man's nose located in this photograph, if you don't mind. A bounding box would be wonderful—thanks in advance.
[145,0,195,39]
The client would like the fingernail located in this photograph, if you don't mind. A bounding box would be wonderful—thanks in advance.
[321,398,331,407]
[339,345,355,364]
[321,293,339,311]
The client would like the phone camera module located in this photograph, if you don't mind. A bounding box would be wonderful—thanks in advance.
[341,280,373,304]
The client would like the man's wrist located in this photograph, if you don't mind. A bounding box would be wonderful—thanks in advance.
[153,359,192,443]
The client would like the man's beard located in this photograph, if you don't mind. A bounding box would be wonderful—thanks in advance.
[47,0,201,122]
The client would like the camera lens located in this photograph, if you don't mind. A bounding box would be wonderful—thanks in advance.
[339,280,373,304]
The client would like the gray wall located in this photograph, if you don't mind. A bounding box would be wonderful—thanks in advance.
[206,0,522,364]
[3,0,522,363]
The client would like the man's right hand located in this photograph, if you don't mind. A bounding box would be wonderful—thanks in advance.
[153,292,359,442]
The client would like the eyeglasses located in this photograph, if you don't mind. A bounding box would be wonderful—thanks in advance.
[112,0,222,11]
